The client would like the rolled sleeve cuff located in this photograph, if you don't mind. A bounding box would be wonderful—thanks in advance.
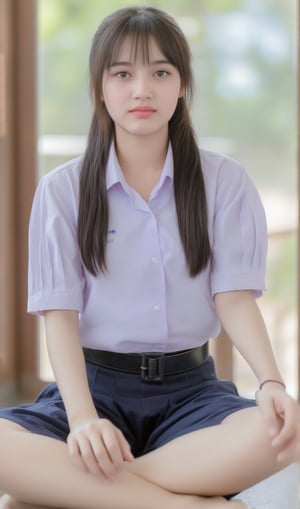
[211,271,266,299]
[27,292,83,316]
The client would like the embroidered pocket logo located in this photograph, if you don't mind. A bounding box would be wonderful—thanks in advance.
[107,229,117,243]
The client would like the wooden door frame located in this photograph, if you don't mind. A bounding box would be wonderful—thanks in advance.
[0,0,44,402]
[0,0,17,401]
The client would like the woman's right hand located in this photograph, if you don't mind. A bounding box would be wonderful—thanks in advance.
[67,417,134,479]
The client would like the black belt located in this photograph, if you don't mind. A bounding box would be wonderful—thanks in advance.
[83,343,209,383]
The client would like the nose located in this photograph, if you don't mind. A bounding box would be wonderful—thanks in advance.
[132,74,153,99]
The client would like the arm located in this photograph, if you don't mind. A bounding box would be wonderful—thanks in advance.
[214,290,299,462]
[45,310,97,423]
[214,290,283,383]
[44,309,134,477]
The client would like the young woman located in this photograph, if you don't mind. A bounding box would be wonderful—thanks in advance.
[0,6,298,509]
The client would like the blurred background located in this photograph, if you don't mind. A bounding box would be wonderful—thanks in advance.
[37,0,298,396]
[0,0,298,402]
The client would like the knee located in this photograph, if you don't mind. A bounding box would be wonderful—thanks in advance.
[224,407,297,468]
[246,408,298,467]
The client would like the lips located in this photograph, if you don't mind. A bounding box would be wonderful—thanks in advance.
[129,107,156,113]
[129,107,156,118]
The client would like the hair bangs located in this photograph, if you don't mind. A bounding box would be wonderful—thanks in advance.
[104,14,168,68]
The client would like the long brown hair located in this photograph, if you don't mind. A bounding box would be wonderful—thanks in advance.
[78,6,212,276]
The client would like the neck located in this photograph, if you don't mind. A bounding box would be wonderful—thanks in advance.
[113,128,170,202]
[114,129,169,177]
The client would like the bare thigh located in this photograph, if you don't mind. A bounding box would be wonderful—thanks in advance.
[0,419,245,509]
[127,407,295,496]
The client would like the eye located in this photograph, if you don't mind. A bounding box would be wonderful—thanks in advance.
[154,70,170,78]
[116,71,130,79]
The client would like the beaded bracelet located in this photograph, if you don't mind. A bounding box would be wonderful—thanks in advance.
[259,379,286,391]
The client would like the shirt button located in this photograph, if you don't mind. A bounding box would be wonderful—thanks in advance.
[151,256,158,263]
[153,304,160,312]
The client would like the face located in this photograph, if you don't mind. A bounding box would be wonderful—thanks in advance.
[101,36,183,141]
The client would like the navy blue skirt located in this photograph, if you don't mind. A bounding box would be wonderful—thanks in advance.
[0,356,256,458]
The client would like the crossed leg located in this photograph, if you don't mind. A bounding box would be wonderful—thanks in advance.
[0,407,295,509]
[128,406,290,495]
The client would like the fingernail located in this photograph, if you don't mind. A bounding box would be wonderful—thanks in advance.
[269,426,277,436]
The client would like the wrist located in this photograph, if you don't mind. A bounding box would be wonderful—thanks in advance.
[68,406,99,428]
[259,379,286,391]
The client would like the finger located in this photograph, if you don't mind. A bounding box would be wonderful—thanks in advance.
[116,429,134,462]
[77,433,106,478]
[90,430,122,478]
[273,397,299,445]
[67,434,89,474]
[266,399,299,463]
[276,433,298,463]
[272,409,298,447]
[256,391,281,437]
[272,421,297,449]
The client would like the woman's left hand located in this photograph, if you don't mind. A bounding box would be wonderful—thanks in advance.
[256,383,300,462]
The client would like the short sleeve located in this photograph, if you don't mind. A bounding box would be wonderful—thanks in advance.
[210,159,268,297]
[27,162,85,315]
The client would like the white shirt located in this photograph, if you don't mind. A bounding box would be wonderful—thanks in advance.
[28,143,267,352]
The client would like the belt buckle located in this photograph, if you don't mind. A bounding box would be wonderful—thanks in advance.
[141,353,164,383]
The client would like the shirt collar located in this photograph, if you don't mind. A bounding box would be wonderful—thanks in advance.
[106,141,174,192]
[106,143,123,190]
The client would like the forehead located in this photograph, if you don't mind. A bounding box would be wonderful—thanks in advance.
[111,35,168,64]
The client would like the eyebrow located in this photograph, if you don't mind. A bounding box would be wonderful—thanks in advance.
[110,59,172,67]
